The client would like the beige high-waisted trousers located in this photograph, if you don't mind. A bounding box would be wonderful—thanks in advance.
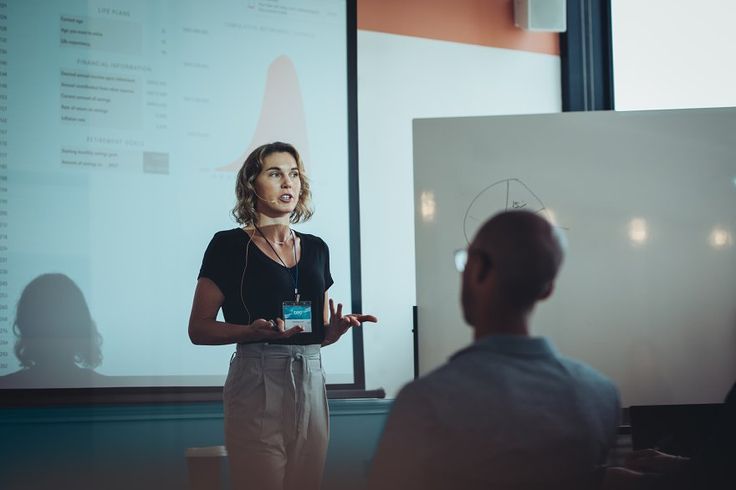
[224,343,329,490]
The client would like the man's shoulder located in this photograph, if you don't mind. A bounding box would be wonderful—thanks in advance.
[556,355,619,400]
[557,355,615,384]
[396,348,618,403]
[395,361,467,402]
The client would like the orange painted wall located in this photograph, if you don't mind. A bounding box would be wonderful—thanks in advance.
[357,0,559,56]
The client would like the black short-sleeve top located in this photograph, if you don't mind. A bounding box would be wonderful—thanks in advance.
[198,228,334,345]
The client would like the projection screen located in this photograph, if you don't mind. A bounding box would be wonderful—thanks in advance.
[0,0,360,392]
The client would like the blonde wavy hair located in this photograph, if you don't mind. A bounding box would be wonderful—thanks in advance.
[232,142,313,226]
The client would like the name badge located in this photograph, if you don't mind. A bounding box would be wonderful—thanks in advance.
[283,301,312,333]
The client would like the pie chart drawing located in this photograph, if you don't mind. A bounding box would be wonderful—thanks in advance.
[463,178,555,243]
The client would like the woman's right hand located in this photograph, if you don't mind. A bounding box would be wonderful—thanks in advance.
[244,318,303,342]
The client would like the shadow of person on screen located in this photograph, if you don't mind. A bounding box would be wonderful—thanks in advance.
[0,273,108,388]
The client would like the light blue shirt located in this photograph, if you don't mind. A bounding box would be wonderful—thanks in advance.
[369,335,620,490]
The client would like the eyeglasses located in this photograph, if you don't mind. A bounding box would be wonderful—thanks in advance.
[453,249,468,272]
[453,248,491,272]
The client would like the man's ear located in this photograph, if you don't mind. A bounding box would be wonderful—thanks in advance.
[538,281,555,301]
[473,253,493,282]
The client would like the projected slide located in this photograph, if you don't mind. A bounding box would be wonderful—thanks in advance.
[219,54,310,171]
[0,0,353,388]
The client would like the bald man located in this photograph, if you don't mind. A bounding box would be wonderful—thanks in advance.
[368,210,620,490]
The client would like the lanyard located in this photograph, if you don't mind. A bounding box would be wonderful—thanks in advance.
[254,224,300,301]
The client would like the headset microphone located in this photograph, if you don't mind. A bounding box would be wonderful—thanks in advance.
[255,192,279,204]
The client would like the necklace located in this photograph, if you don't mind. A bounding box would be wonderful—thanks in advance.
[250,225,291,245]
[254,224,300,301]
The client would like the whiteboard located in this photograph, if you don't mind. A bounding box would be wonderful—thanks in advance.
[413,108,736,407]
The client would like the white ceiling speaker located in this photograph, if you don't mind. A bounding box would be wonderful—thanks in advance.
[513,0,567,33]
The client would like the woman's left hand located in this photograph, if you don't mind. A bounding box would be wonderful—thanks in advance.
[322,298,378,346]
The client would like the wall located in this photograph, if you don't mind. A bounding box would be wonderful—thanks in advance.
[357,0,562,397]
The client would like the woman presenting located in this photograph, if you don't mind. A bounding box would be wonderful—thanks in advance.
[188,141,377,490]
